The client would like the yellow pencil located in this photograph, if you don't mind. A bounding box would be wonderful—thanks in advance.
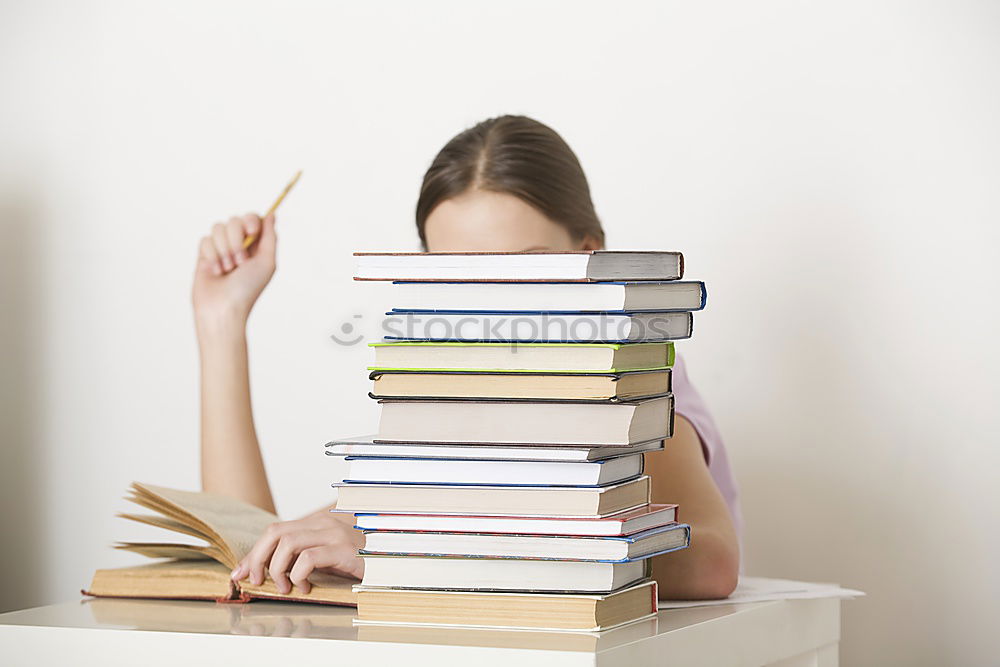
[243,170,303,249]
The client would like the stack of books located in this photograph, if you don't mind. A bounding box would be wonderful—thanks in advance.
[331,250,705,631]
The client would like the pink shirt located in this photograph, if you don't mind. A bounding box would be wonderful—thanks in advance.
[670,354,744,541]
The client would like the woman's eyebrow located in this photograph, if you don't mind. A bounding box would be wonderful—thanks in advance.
[516,246,553,252]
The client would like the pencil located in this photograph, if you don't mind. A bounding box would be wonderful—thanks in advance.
[242,170,303,249]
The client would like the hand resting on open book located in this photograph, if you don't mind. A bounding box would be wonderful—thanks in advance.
[230,509,364,595]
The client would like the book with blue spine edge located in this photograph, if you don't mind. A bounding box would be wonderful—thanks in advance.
[337,477,644,489]
[388,280,707,314]
[324,436,666,463]
[356,523,691,564]
[340,453,645,488]
[382,310,693,343]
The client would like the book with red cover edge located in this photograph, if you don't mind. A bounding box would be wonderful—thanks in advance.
[344,503,680,537]
[80,586,358,607]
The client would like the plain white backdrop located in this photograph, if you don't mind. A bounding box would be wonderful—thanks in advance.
[1,1,998,664]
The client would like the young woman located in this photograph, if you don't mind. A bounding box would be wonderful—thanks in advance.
[193,115,742,600]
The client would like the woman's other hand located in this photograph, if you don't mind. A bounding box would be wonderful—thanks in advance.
[231,511,364,595]
[192,213,277,330]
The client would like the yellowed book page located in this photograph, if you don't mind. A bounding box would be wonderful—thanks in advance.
[117,512,215,542]
[130,483,278,568]
[86,560,234,601]
[357,588,596,629]
[87,560,357,608]
[113,542,223,562]
[242,570,358,607]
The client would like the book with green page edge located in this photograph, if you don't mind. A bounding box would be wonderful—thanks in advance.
[368,341,674,373]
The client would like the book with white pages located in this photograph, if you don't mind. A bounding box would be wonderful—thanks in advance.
[354,250,683,282]
[368,368,671,402]
[360,523,690,562]
[325,436,665,461]
[385,310,692,343]
[369,341,674,373]
[342,454,644,487]
[377,396,673,446]
[359,554,650,593]
[353,580,659,632]
[334,476,651,517]
[391,280,706,313]
[347,504,679,536]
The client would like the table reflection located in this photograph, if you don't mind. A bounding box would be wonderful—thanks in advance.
[81,597,750,651]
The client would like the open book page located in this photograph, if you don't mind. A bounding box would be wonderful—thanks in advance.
[87,560,236,600]
[128,483,278,568]
[114,542,221,562]
[117,512,215,542]
[658,576,864,609]
[86,560,357,607]
[240,570,357,606]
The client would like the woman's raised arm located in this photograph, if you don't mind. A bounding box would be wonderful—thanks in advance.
[191,213,279,513]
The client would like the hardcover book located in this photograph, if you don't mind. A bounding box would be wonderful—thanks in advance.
[349,503,679,536]
[369,341,675,373]
[385,310,693,343]
[369,368,671,402]
[342,454,644,487]
[354,250,683,282]
[360,522,690,562]
[354,579,659,631]
[359,555,651,593]
[389,280,706,312]
[376,396,674,446]
[334,476,651,517]
[325,435,666,461]
[83,483,356,606]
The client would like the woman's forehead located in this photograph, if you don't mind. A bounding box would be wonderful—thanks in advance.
[423,190,575,252]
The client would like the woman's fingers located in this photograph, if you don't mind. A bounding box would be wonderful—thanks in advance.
[198,236,223,276]
[211,222,235,272]
[225,216,249,265]
[241,213,262,246]
[254,213,277,263]
[268,532,315,595]
[232,516,363,595]
[288,545,356,594]
[240,522,286,586]
[199,214,264,278]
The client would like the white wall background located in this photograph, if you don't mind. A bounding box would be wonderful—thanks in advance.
[1,1,998,664]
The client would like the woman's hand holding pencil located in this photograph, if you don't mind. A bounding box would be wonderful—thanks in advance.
[192,172,300,329]
[192,211,278,328]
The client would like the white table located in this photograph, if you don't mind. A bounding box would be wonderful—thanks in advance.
[0,596,840,666]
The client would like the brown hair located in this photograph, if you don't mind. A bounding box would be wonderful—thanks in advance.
[415,115,605,248]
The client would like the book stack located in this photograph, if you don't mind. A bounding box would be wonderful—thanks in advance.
[332,250,706,632]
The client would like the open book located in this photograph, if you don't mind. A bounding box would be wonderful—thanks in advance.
[83,483,357,606]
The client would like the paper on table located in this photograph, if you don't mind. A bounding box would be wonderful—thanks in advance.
[658,576,864,609]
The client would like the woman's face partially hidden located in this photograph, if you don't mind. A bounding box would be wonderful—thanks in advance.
[423,190,601,253]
